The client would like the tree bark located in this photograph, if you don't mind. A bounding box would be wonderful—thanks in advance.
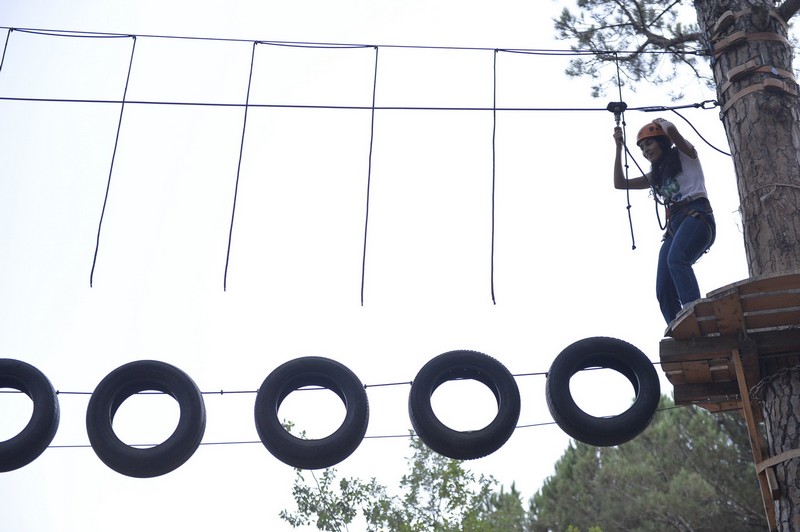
[694,0,800,278]
[754,366,800,530]
[692,1,800,530]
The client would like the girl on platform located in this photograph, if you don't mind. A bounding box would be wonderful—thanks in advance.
[613,118,716,325]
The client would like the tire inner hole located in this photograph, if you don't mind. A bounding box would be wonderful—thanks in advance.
[278,387,347,440]
[569,367,636,417]
[113,391,180,446]
[0,389,33,442]
[432,379,497,432]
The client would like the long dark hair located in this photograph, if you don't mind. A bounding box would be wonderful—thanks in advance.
[649,136,682,192]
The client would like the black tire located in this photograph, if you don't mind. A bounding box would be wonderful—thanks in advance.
[0,359,60,472]
[545,336,660,447]
[408,350,520,460]
[86,360,206,478]
[254,356,369,469]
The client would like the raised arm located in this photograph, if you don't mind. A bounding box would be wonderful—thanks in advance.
[652,117,697,159]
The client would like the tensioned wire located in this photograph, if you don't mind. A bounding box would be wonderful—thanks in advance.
[0,356,762,449]
[0,30,736,450]
[0,25,710,55]
[0,26,726,304]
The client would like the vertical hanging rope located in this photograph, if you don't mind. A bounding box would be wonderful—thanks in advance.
[490,49,498,305]
[223,41,258,291]
[89,35,137,287]
[360,46,379,306]
[613,53,636,251]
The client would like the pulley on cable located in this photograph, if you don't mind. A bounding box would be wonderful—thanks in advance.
[606,101,627,126]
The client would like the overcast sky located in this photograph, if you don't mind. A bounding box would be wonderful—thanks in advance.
[0,1,750,530]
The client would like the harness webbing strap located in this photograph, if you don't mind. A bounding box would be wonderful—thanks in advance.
[721,77,799,113]
[712,31,789,57]
[712,8,788,39]
[720,57,795,93]
[719,60,795,95]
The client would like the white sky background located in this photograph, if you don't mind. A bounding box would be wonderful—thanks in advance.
[0,1,751,531]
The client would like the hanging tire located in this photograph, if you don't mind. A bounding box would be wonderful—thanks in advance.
[408,350,520,460]
[0,359,60,472]
[545,336,660,447]
[254,356,369,469]
[86,360,206,478]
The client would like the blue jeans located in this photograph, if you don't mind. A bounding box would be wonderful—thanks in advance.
[656,199,715,324]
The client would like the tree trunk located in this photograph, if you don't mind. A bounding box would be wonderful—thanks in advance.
[694,0,800,276]
[754,365,800,530]
[693,1,800,530]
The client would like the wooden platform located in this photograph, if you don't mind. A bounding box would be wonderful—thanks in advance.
[659,270,800,531]
[660,271,800,412]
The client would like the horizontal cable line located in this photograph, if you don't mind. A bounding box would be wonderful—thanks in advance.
[0,96,611,112]
[0,26,706,56]
[1,389,253,395]
[500,47,705,57]
[513,371,548,377]
[258,41,375,50]
[364,381,412,388]
[9,28,134,39]
[0,96,720,114]
[44,422,559,449]
[202,389,257,395]
[43,406,689,450]
[0,359,665,397]
[517,421,559,428]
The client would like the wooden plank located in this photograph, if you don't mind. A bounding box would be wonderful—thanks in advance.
[713,291,744,335]
[660,334,741,361]
[698,316,723,336]
[706,271,800,298]
[742,290,800,313]
[751,328,800,355]
[740,343,762,423]
[662,362,688,385]
[745,308,800,331]
[709,360,736,382]
[673,381,740,404]
[732,349,778,531]
[735,272,800,296]
[667,309,702,338]
[681,360,713,383]
[661,326,800,365]
[694,400,743,413]
[668,299,720,338]
[706,283,740,299]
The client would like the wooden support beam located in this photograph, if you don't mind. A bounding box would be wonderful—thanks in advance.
[672,381,740,405]
[658,274,800,530]
[732,348,777,531]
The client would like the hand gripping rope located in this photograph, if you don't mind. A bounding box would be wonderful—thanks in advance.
[606,96,731,245]
[607,100,638,250]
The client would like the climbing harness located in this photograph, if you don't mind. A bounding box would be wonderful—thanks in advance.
[660,197,716,254]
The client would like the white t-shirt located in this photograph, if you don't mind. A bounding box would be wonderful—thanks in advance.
[649,150,707,204]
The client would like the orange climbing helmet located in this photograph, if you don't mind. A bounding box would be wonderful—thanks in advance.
[636,122,669,146]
